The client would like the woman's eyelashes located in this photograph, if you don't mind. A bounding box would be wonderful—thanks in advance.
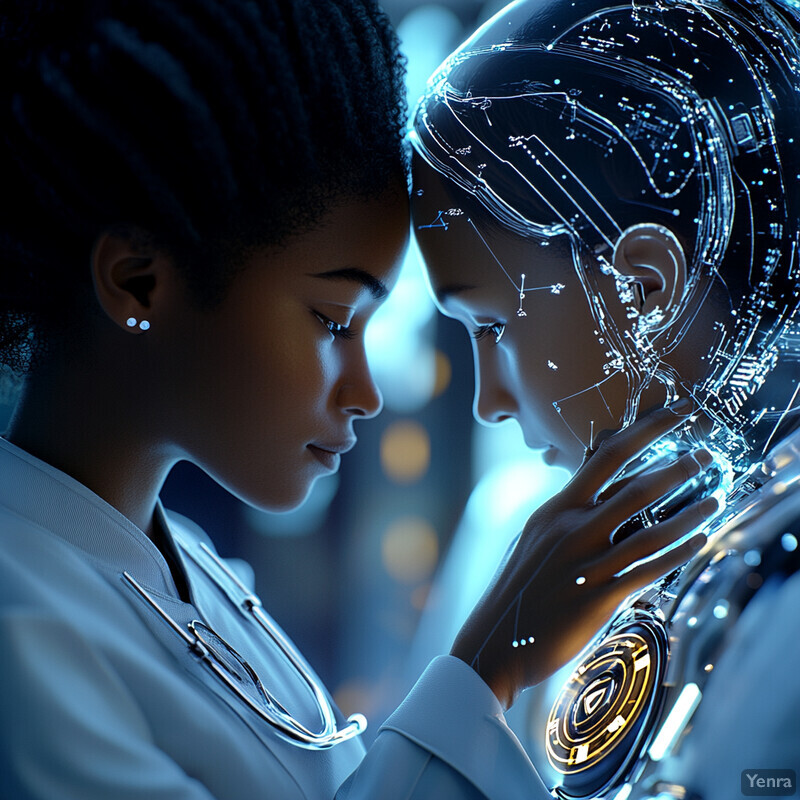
[314,311,357,340]
[472,322,506,345]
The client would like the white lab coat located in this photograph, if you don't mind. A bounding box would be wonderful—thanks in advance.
[0,436,550,799]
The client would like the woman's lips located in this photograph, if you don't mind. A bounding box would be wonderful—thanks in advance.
[307,445,341,471]
[307,439,355,471]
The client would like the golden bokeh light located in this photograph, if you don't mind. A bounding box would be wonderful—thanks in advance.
[380,420,431,483]
[381,517,439,584]
[432,350,452,397]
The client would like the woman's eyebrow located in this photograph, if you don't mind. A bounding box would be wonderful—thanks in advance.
[311,267,388,300]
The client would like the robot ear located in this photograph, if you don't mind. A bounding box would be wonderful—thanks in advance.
[612,224,687,332]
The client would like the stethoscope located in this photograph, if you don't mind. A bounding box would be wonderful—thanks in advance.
[122,539,366,750]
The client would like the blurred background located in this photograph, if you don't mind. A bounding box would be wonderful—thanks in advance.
[0,0,568,745]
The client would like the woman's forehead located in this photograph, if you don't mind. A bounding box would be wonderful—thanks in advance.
[413,159,572,291]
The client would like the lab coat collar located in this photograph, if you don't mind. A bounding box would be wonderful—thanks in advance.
[0,435,178,596]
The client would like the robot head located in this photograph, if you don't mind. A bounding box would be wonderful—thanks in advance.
[411,0,800,470]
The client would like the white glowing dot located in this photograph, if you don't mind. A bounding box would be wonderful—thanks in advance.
[512,640,519,648]
[782,533,798,552]
[126,318,137,327]
[576,576,586,585]
[520,638,527,646]
[688,616,698,627]
[713,601,729,620]
[139,320,150,331]
[704,663,714,672]
[528,636,535,644]
[683,151,691,158]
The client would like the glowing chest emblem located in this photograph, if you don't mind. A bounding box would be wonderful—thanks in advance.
[546,617,667,799]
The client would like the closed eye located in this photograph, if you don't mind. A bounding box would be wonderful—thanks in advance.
[472,322,506,344]
[314,311,357,340]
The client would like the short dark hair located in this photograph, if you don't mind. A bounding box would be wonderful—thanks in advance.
[0,0,408,372]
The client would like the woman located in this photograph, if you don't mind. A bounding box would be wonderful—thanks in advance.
[0,1,713,798]
[411,0,800,797]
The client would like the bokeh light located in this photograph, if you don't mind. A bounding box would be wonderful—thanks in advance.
[380,420,432,483]
[432,350,452,397]
[381,516,439,583]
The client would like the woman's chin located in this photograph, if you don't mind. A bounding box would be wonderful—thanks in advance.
[220,473,317,515]
[542,445,560,466]
[541,444,582,473]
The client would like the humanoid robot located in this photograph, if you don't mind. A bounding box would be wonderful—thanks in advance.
[410,0,800,797]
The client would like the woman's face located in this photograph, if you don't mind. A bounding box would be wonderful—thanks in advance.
[412,157,631,472]
[162,191,409,511]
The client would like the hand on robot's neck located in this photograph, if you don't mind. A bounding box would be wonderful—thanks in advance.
[589,402,732,526]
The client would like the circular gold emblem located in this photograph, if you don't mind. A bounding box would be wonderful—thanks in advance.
[546,617,667,798]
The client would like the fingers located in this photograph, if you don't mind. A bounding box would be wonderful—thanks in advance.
[589,449,712,535]
[612,528,709,597]
[593,495,718,577]
[565,399,694,503]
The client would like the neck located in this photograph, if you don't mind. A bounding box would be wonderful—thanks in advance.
[5,354,178,540]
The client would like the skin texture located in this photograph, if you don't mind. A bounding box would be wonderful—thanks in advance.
[412,155,720,708]
[6,177,715,713]
[450,412,716,709]
[6,189,410,539]
[412,154,718,472]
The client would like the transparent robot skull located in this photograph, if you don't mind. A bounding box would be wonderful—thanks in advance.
[411,0,800,797]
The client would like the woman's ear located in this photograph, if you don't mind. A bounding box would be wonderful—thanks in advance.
[612,223,687,332]
[91,229,177,334]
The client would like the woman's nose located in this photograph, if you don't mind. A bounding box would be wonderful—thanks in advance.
[473,349,517,424]
[336,351,384,419]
